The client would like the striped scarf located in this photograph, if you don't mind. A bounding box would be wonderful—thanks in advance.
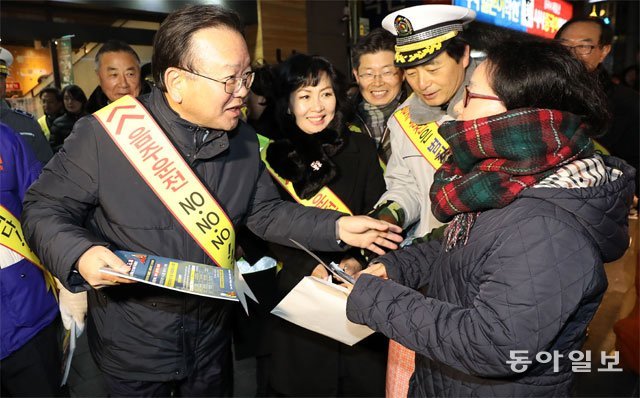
[429,108,594,250]
[358,92,403,161]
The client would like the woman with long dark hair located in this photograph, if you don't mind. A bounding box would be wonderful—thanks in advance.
[263,53,388,396]
[50,84,87,151]
[347,39,635,397]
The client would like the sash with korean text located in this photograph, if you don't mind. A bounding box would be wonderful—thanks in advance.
[94,96,235,269]
[259,141,352,215]
[0,205,58,298]
[393,106,449,170]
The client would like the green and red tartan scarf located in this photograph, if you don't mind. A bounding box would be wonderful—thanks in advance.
[429,108,594,249]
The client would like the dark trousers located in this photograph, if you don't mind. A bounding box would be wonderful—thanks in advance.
[0,317,64,397]
[102,339,233,398]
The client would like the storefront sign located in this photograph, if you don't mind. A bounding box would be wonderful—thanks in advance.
[454,0,573,38]
[5,82,21,91]
[57,35,74,86]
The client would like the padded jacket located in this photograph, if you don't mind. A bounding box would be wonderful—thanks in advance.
[0,124,58,360]
[22,87,345,381]
[347,156,635,397]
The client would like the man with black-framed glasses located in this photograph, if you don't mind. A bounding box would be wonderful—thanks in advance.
[556,17,639,197]
[555,17,612,73]
[22,4,403,396]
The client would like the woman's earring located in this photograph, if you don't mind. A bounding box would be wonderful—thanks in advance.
[286,108,291,115]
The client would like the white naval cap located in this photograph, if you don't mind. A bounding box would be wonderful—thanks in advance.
[0,47,14,76]
[382,5,475,67]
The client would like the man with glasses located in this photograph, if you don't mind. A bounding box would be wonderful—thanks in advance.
[349,28,407,164]
[556,18,639,196]
[22,5,402,396]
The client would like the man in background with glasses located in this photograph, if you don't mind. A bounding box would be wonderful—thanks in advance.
[556,18,639,197]
[349,28,407,165]
[22,4,402,396]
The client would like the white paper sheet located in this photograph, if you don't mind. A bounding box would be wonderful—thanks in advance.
[271,276,374,346]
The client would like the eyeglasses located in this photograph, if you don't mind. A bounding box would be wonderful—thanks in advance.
[358,70,399,82]
[177,67,255,94]
[463,85,502,108]
[562,44,596,56]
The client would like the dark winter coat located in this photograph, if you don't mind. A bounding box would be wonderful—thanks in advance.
[49,112,84,149]
[84,81,152,114]
[0,124,58,360]
[347,156,635,397]
[0,101,53,165]
[265,124,388,396]
[22,87,346,382]
[598,68,639,195]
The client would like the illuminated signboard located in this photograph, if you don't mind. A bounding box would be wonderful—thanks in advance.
[453,0,573,38]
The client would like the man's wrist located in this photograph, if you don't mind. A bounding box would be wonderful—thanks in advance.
[370,201,405,226]
[335,218,347,247]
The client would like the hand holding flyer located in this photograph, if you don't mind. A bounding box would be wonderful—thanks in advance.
[99,251,239,301]
[289,239,355,285]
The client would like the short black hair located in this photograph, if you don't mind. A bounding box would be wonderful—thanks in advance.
[485,39,608,135]
[275,53,348,131]
[555,17,614,46]
[61,84,87,106]
[95,40,140,69]
[152,4,245,91]
[443,36,468,64]
[39,87,62,101]
[351,28,396,70]
[251,64,275,99]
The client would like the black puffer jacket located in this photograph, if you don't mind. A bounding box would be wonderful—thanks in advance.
[22,87,345,382]
[347,156,635,397]
[49,112,84,150]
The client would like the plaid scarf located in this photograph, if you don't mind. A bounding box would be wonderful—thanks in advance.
[429,108,594,250]
[358,92,403,161]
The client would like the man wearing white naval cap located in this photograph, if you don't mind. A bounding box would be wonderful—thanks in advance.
[370,4,476,240]
[365,5,477,397]
[0,47,53,164]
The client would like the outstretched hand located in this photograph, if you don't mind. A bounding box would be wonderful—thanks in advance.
[337,215,403,255]
[77,246,135,289]
[357,262,388,280]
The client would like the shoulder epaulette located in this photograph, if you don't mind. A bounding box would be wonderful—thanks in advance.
[13,109,35,119]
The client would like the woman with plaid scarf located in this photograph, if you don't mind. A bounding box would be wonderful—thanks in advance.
[346,39,635,397]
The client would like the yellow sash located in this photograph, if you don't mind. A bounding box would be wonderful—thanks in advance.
[94,96,235,269]
[393,106,449,170]
[259,141,352,215]
[592,139,610,156]
[0,205,57,299]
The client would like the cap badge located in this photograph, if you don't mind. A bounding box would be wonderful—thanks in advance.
[394,15,413,37]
